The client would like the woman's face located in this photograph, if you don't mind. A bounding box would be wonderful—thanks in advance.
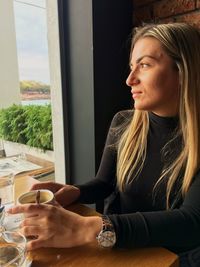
[126,37,179,117]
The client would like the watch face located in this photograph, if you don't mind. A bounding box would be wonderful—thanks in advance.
[98,230,116,248]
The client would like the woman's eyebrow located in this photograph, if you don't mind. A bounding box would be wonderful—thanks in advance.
[129,54,160,68]
[135,55,158,64]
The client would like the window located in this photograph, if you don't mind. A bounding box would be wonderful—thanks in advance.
[13,0,51,106]
[0,0,66,183]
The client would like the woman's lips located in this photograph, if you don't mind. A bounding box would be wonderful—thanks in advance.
[131,91,142,99]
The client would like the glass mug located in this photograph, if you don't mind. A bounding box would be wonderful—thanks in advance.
[0,230,27,267]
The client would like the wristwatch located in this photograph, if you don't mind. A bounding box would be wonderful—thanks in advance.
[96,215,116,248]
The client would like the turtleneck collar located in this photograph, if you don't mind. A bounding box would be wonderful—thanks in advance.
[148,112,179,130]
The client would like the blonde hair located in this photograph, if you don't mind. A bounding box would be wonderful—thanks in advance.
[117,23,200,208]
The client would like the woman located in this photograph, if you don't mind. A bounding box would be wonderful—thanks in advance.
[9,23,200,266]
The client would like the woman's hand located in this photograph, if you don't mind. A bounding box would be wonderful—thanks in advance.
[8,204,102,250]
[30,182,80,207]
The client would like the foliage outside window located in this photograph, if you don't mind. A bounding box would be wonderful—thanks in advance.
[20,81,50,100]
[0,104,53,151]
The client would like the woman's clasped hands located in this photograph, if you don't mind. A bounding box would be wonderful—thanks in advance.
[7,182,102,251]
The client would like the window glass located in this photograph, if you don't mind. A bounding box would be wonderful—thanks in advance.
[13,0,51,106]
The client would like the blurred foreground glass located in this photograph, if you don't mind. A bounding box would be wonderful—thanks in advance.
[0,231,27,266]
[0,207,5,228]
[0,139,6,158]
[0,172,15,209]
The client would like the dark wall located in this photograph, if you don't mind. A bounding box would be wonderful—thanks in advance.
[58,0,95,184]
[58,0,133,209]
[93,0,133,169]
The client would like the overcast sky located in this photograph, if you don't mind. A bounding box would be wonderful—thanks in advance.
[13,0,50,84]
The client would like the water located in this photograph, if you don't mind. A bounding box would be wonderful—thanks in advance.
[21,99,50,106]
[0,244,25,266]
[0,231,26,266]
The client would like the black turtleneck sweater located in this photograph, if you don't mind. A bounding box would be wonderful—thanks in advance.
[77,110,200,253]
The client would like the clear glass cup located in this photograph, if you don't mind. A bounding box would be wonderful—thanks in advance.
[0,171,15,209]
[0,172,21,231]
[0,206,5,227]
[0,230,27,266]
[17,152,27,161]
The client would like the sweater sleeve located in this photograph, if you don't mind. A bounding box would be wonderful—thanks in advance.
[108,171,200,253]
[76,110,132,203]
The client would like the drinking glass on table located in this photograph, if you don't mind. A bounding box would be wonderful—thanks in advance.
[0,230,27,267]
[0,171,15,209]
[0,172,21,231]
[0,206,5,231]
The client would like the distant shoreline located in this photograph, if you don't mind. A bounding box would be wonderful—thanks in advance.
[21,93,51,100]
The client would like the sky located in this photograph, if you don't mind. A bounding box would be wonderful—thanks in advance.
[13,0,50,84]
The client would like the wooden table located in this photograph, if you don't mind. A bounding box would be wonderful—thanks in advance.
[15,154,54,179]
[15,176,179,267]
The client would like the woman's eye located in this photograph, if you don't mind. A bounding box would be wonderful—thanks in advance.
[140,63,149,68]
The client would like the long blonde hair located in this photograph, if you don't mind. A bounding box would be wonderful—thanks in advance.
[117,23,200,208]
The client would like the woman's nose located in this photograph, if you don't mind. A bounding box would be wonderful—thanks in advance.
[126,70,140,87]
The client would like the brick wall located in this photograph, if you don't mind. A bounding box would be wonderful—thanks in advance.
[133,0,200,28]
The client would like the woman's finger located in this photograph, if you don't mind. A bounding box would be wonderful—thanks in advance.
[20,217,40,227]
[31,182,63,193]
[20,225,41,237]
[8,203,54,215]
[27,238,45,250]
[55,186,80,207]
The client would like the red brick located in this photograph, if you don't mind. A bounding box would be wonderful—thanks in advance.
[153,0,195,19]
[175,11,200,29]
[134,0,155,8]
[133,6,152,26]
[159,17,176,24]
